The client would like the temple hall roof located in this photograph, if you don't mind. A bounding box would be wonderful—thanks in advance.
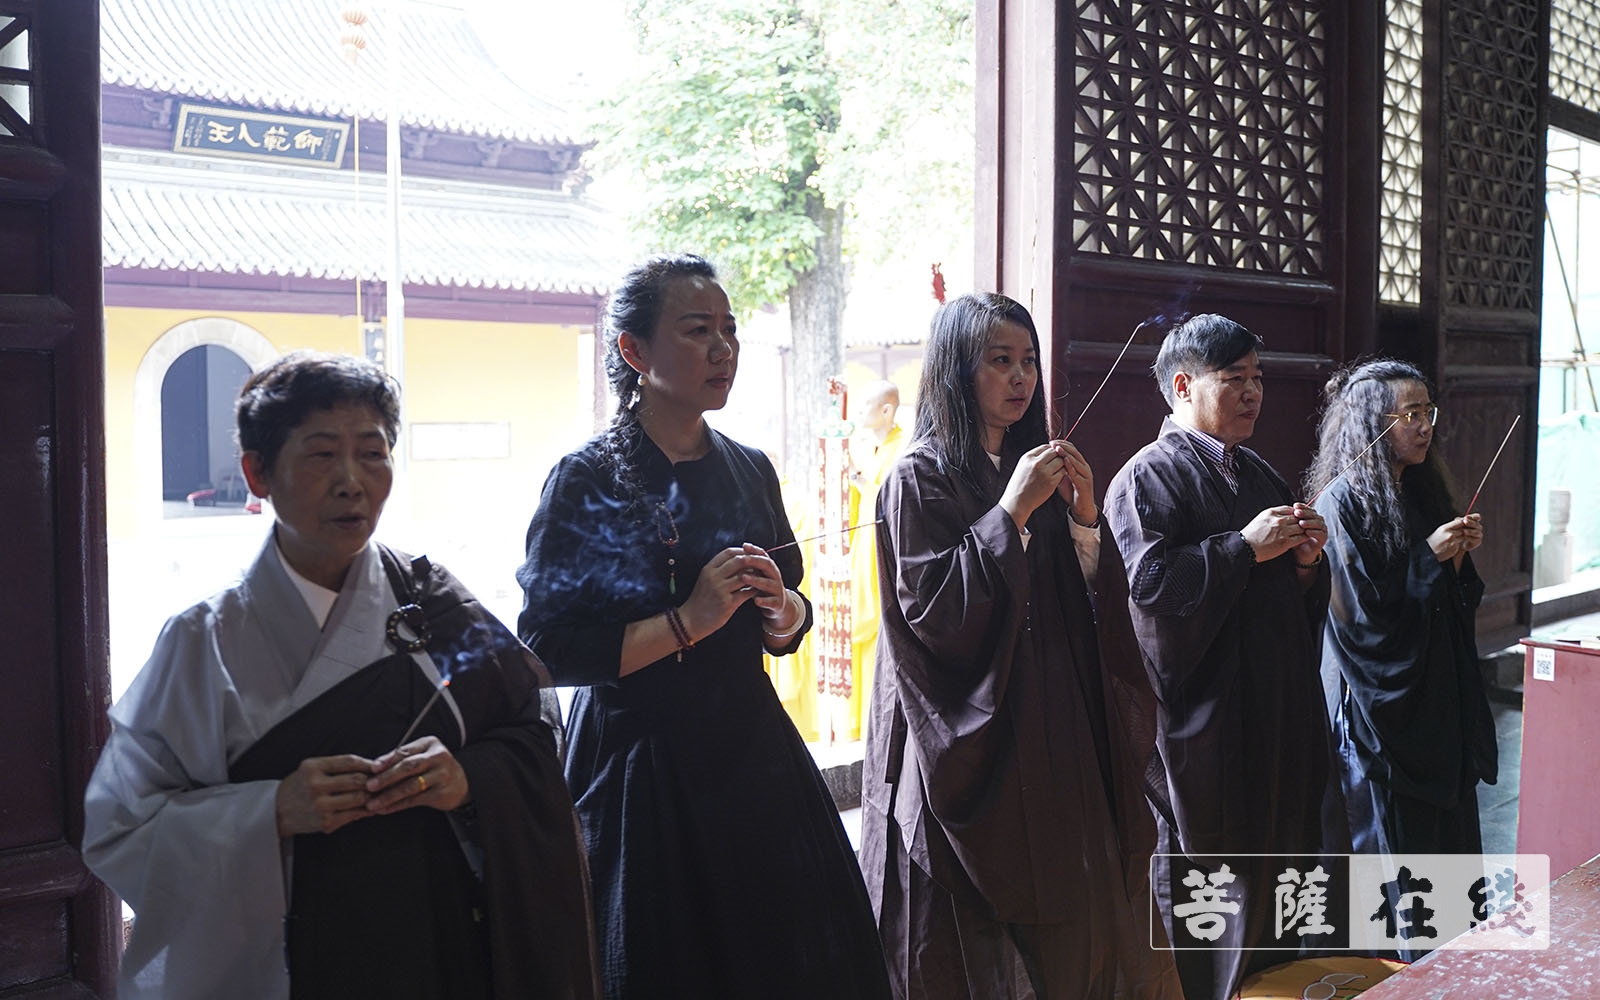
[102,0,576,146]
[104,148,618,295]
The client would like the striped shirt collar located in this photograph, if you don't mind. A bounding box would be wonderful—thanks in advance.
[1176,422,1239,493]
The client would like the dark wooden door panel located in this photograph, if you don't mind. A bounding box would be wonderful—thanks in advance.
[1059,259,1340,489]
[979,0,1375,492]
[0,350,65,851]
[0,898,70,989]
[1420,0,1548,652]
[0,0,119,993]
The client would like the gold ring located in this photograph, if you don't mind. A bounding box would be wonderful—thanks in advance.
[416,774,427,793]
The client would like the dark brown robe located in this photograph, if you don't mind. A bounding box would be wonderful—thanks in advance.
[1104,418,1349,1000]
[860,440,1180,999]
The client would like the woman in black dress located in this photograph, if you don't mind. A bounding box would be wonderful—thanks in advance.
[1307,358,1497,858]
[517,254,891,999]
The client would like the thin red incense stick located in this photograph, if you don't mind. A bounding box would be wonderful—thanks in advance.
[394,678,449,751]
[1064,320,1148,440]
[1464,415,1521,515]
[1309,416,1403,506]
[767,519,881,554]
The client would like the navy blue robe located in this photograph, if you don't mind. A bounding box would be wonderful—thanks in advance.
[1319,476,1498,857]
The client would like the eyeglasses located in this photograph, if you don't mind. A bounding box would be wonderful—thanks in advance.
[1383,405,1438,427]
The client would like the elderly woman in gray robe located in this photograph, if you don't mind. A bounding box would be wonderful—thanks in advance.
[83,351,597,1000]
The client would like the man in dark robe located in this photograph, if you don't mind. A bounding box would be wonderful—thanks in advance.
[1103,315,1349,1000]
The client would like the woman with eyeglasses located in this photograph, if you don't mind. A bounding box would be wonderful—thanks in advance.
[1305,358,1497,865]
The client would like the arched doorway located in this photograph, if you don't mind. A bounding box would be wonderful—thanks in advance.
[159,344,251,513]
[131,316,278,529]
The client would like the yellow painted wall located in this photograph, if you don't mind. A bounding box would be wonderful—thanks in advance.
[887,358,923,414]
[398,316,588,609]
[105,307,363,542]
[104,307,584,591]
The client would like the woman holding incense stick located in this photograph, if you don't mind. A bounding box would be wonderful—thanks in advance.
[859,293,1181,999]
[83,352,597,1000]
[1306,358,1497,863]
[516,254,891,999]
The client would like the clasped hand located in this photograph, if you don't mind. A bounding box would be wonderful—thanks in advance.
[679,543,796,640]
[1240,503,1327,564]
[274,735,469,837]
[1000,440,1098,530]
[1427,512,1483,563]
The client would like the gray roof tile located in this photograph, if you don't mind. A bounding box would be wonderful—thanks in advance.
[104,148,620,294]
[102,0,578,146]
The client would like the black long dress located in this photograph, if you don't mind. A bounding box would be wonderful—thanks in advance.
[1319,476,1498,856]
[517,424,892,1000]
[860,442,1180,999]
[1104,418,1349,1000]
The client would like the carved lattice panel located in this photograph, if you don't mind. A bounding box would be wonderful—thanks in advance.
[1380,0,1423,305]
[0,12,31,141]
[1069,2,1327,276]
[1440,2,1544,314]
[1551,0,1600,113]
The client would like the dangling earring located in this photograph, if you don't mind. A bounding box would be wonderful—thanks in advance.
[637,373,645,388]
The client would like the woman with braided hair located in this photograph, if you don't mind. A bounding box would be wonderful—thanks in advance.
[1307,358,1497,861]
[516,254,891,998]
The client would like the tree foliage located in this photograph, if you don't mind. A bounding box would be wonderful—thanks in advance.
[593,0,973,482]
[600,0,841,316]
[597,0,972,316]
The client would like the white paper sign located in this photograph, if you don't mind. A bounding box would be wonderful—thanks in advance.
[1532,646,1555,682]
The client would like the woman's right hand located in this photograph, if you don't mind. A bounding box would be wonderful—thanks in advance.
[999,442,1068,531]
[275,754,376,837]
[678,546,764,641]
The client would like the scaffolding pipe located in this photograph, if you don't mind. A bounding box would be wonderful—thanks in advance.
[1543,205,1599,411]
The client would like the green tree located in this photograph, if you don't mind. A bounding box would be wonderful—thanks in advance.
[598,0,972,483]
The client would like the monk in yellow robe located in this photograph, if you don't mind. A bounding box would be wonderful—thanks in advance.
[847,380,907,742]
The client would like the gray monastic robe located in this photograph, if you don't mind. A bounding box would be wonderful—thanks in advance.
[83,538,586,999]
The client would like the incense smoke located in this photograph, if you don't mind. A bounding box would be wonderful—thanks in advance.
[430,621,513,684]
[518,479,753,623]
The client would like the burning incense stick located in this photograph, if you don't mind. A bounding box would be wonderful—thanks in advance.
[394,678,450,752]
[1464,415,1521,515]
[1063,320,1148,440]
[1309,416,1403,506]
[767,519,882,555]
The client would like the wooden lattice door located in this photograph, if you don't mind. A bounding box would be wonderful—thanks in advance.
[1418,0,1548,651]
[0,1,119,994]
[979,0,1380,485]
